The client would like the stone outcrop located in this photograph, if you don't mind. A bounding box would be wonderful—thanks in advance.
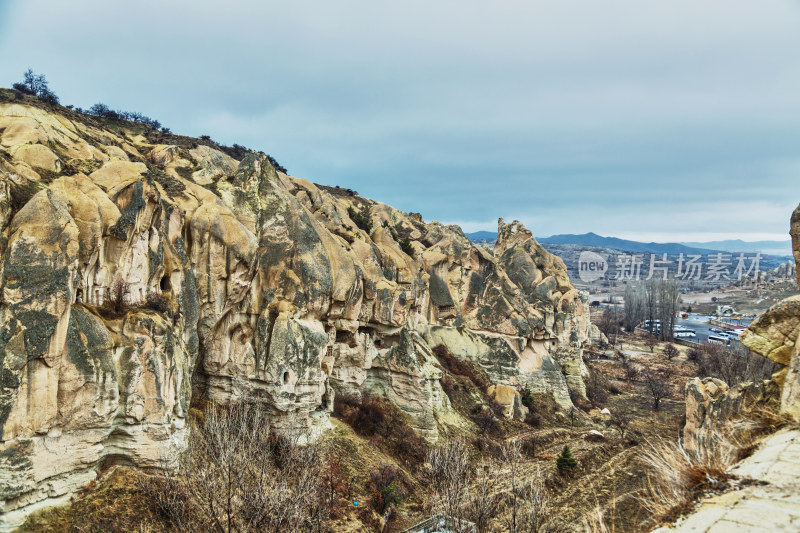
[739,204,800,423]
[683,202,800,458]
[683,377,779,457]
[0,93,593,528]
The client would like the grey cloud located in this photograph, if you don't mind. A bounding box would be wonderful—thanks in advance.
[1,0,798,239]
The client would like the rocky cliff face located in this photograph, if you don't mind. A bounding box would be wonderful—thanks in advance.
[740,203,800,424]
[684,202,800,456]
[0,94,594,528]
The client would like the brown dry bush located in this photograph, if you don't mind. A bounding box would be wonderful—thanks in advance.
[432,344,488,390]
[333,392,428,464]
[143,290,169,313]
[473,435,503,458]
[99,278,132,317]
[584,364,610,408]
[368,464,407,514]
[472,405,502,435]
[138,473,192,529]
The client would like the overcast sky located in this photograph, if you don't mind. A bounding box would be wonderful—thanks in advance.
[1,1,798,242]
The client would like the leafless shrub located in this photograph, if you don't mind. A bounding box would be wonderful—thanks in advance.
[645,333,658,352]
[605,409,633,440]
[622,358,640,383]
[101,278,132,316]
[695,341,778,387]
[144,290,169,313]
[368,464,406,515]
[138,472,191,529]
[474,406,502,435]
[584,364,609,407]
[515,467,566,533]
[464,459,501,533]
[663,344,679,361]
[498,441,565,533]
[333,392,428,464]
[427,439,473,533]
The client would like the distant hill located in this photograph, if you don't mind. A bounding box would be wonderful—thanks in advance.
[465,231,793,259]
[463,230,498,242]
[681,239,792,256]
[538,232,718,255]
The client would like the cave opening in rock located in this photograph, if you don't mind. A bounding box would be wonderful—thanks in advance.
[335,329,357,347]
[160,276,171,291]
[283,371,289,385]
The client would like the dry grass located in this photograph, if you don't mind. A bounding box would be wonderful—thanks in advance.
[18,467,170,533]
[638,435,737,525]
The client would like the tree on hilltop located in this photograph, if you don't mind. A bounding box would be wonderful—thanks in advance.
[13,69,59,104]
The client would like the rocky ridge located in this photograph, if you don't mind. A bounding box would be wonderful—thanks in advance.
[0,92,596,529]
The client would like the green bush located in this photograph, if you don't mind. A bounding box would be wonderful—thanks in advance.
[399,237,414,256]
[556,445,577,472]
[347,206,372,233]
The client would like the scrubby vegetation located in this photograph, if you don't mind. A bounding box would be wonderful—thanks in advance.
[399,237,415,257]
[694,341,778,386]
[347,205,373,233]
[333,392,428,465]
[84,102,165,130]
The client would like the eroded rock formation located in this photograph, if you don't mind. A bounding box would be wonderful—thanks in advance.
[684,202,800,456]
[0,94,594,528]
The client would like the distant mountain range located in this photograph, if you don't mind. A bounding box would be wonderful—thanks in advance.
[465,231,793,258]
[680,239,792,256]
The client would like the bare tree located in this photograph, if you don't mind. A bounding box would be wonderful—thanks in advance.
[625,279,680,340]
[502,439,524,533]
[464,459,501,533]
[596,305,621,347]
[622,359,640,383]
[169,401,328,533]
[605,409,633,440]
[427,439,471,532]
[516,467,564,533]
[623,283,646,332]
[642,369,672,411]
[105,278,131,315]
[644,333,658,353]
[696,341,778,387]
[13,69,59,103]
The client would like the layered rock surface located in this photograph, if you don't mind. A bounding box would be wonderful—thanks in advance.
[0,93,594,528]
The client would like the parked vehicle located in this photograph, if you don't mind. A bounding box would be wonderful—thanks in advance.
[708,334,730,344]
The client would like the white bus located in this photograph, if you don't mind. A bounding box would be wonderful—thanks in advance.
[707,334,730,344]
